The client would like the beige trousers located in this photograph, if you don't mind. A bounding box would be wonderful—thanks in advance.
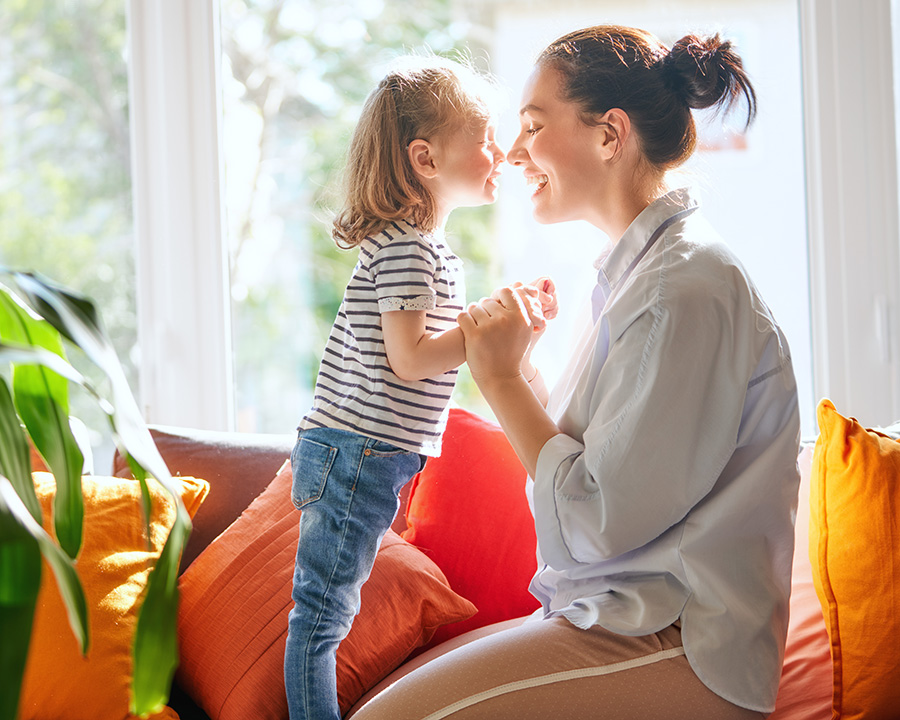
[348,616,767,720]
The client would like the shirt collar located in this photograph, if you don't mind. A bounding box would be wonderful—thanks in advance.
[595,187,700,293]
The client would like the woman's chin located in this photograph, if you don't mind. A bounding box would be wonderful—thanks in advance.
[530,198,560,225]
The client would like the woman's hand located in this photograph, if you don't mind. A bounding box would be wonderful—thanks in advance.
[458,285,560,477]
[458,286,545,386]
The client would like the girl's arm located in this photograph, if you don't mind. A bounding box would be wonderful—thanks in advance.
[383,277,554,383]
[382,310,466,381]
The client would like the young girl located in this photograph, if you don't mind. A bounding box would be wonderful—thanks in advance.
[283,55,545,720]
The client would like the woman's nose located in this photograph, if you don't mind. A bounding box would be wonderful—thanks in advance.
[507,135,526,165]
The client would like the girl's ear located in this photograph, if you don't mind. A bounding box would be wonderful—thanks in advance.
[408,139,439,179]
[595,108,631,162]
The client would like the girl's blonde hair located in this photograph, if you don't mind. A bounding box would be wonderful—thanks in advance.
[332,55,498,248]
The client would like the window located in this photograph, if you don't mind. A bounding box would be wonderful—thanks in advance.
[220,0,815,435]
[125,0,900,441]
[0,0,134,468]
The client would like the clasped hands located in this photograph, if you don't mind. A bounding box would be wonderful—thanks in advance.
[457,276,558,386]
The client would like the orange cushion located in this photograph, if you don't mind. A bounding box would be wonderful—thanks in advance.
[809,399,900,719]
[401,408,541,649]
[176,460,476,719]
[28,441,48,472]
[19,473,209,720]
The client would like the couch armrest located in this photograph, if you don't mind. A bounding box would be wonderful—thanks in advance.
[112,425,294,572]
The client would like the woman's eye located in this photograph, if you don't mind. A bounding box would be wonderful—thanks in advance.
[526,127,540,135]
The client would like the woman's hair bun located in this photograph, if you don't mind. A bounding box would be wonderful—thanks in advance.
[662,33,757,127]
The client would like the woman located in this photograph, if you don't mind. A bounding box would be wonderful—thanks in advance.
[351,25,801,719]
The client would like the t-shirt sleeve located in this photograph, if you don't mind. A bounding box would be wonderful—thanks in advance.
[370,234,439,313]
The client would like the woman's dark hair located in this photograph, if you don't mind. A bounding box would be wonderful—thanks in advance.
[537,25,757,169]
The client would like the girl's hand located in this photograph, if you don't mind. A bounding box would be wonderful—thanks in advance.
[458,286,544,385]
[531,276,559,321]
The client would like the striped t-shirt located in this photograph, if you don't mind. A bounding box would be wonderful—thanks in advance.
[300,219,465,456]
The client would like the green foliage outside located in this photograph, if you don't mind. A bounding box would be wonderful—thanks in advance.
[0,0,136,452]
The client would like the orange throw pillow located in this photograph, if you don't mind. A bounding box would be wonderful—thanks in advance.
[19,473,209,720]
[809,399,900,719]
[401,408,541,649]
[176,460,476,720]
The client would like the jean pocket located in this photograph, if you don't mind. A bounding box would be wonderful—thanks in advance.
[290,436,337,509]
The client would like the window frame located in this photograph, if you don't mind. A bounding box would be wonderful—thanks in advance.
[127,0,900,431]
[127,0,234,429]
[799,0,900,427]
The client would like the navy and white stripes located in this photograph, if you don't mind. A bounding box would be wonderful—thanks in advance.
[300,220,464,456]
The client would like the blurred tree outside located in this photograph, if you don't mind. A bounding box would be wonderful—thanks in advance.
[0,0,135,465]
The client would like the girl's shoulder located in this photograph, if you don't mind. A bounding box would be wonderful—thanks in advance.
[362,219,440,259]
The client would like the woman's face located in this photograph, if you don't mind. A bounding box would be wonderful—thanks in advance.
[508,65,607,226]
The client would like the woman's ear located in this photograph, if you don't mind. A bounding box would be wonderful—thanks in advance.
[595,109,631,161]
[408,139,438,179]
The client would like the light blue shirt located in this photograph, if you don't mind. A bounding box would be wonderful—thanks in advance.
[528,188,801,713]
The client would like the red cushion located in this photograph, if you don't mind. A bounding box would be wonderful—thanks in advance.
[402,408,541,648]
[768,445,832,719]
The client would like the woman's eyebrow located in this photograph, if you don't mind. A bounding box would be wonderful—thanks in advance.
[519,103,543,116]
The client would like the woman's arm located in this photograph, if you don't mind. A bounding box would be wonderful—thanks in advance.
[458,287,560,476]
[382,310,466,381]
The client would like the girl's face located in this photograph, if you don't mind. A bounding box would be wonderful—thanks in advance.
[433,119,505,214]
[508,66,607,226]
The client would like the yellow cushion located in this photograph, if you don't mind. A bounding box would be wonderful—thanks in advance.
[19,473,209,720]
[809,399,900,719]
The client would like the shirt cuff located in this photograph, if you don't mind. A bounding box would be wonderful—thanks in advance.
[378,295,436,312]
[533,433,587,570]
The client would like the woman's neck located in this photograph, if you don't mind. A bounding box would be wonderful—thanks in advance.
[594,166,667,243]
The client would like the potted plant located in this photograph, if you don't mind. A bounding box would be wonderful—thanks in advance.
[0,269,190,719]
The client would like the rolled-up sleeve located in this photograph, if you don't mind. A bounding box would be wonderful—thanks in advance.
[533,274,757,569]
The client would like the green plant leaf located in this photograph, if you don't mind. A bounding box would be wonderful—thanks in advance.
[0,289,84,560]
[0,378,41,527]
[2,270,191,714]
[0,481,40,720]
[130,509,189,717]
[0,475,90,719]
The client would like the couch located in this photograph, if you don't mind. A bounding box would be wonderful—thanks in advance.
[22,401,900,719]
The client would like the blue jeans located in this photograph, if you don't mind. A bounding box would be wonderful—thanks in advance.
[284,427,426,720]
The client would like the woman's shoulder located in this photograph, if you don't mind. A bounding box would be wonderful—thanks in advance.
[663,215,754,291]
